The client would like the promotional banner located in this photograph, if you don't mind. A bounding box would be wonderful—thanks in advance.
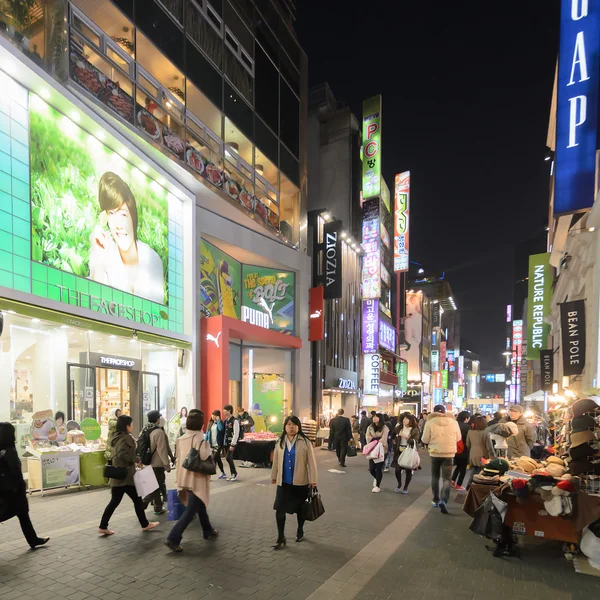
[393,171,410,272]
[40,452,80,489]
[526,253,551,359]
[442,370,449,390]
[362,299,379,354]
[404,291,423,381]
[323,220,343,299]
[378,319,396,353]
[540,349,554,392]
[555,0,600,215]
[309,286,325,342]
[560,299,586,376]
[363,353,381,395]
[252,374,284,433]
[432,302,441,327]
[361,95,382,200]
[200,239,241,319]
[434,371,442,388]
[396,361,408,393]
[361,198,381,299]
[512,320,524,402]
[31,101,169,305]
[241,266,295,335]
[431,350,439,372]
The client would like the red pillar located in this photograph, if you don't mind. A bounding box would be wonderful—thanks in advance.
[200,316,230,417]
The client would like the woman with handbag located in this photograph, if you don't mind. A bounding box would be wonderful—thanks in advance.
[366,413,389,493]
[98,416,160,535]
[204,410,227,479]
[393,414,420,494]
[0,422,49,548]
[271,416,318,549]
[165,409,218,552]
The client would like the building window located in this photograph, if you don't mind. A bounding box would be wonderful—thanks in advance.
[156,0,184,25]
[280,80,299,158]
[255,44,278,133]
[280,174,299,245]
[186,0,223,68]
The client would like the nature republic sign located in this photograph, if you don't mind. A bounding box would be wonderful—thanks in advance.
[526,253,551,359]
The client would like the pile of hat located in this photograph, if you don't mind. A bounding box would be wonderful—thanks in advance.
[565,399,600,478]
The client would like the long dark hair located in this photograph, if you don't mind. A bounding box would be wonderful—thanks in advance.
[401,414,418,429]
[372,413,385,433]
[0,422,16,450]
[279,416,310,448]
[116,415,133,433]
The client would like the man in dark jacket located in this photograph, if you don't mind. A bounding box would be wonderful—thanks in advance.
[451,411,471,491]
[488,411,503,427]
[329,409,352,467]
[486,404,534,459]
[359,410,372,449]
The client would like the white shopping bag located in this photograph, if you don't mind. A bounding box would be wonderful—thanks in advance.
[367,441,385,463]
[134,466,159,498]
[398,444,421,470]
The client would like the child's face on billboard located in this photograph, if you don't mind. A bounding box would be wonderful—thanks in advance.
[107,202,134,252]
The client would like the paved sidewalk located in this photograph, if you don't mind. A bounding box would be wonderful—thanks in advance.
[0,449,599,600]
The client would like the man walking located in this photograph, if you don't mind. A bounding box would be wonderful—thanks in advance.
[144,410,172,515]
[223,405,240,481]
[422,405,461,514]
[359,410,371,449]
[329,409,352,467]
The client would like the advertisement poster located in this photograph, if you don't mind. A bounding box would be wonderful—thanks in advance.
[241,266,295,335]
[393,171,410,272]
[526,253,551,359]
[379,319,396,353]
[362,95,382,200]
[362,198,381,299]
[252,374,284,433]
[362,299,379,354]
[404,292,422,381]
[41,452,80,488]
[30,101,169,305]
[397,361,408,393]
[200,239,241,319]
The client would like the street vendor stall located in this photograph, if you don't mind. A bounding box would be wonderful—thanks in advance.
[234,432,278,466]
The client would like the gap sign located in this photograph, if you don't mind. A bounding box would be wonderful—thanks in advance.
[555,0,600,215]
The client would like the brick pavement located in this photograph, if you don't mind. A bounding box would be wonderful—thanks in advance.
[0,450,599,600]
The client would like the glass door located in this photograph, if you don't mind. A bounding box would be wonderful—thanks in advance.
[140,371,160,425]
[67,364,96,424]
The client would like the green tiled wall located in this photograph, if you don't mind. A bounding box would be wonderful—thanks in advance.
[0,78,184,335]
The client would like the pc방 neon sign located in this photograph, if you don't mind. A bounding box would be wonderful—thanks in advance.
[394,171,410,272]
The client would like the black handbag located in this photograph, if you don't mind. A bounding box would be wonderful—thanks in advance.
[183,436,217,475]
[347,445,357,458]
[302,486,325,522]
[103,465,128,480]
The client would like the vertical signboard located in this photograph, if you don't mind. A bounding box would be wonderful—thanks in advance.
[555,0,600,215]
[378,319,396,353]
[363,353,381,395]
[393,171,410,272]
[323,220,343,299]
[527,253,551,359]
[404,291,423,381]
[441,370,449,389]
[434,371,442,389]
[431,350,439,372]
[560,299,586,376]
[512,320,523,402]
[506,304,512,323]
[397,361,408,393]
[361,198,381,299]
[540,349,554,391]
[362,299,379,354]
[432,302,441,327]
[362,95,382,200]
[308,286,325,342]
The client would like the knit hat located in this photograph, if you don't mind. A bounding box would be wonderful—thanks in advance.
[147,410,162,423]
[571,430,596,448]
[572,415,597,433]
[512,478,529,501]
[433,405,446,413]
[556,479,577,494]
[572,399,600,417]
[483,457,509,476]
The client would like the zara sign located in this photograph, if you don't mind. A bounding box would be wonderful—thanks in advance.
[555,0,600,215]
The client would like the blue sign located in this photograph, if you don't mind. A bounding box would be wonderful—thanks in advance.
[485,374,496,383]
[555,0,600,215]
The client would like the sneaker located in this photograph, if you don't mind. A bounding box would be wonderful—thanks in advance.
[455,485,466,492]
[372,486,381,493]
[401,490,409,495]
[218,473,227,480]
[431,501,439,508]
[142,522,160,531]
[451,481,456,489]
[373,479,377,487]
[439,501,449,514]
[154,509,166,515]
[164,540,183,553]
[395,487,402,493]
[383,468,389,473]
[204,529,219,540]
[229,474,238,481]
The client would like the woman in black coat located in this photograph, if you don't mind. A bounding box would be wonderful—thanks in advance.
[0,422,49,548]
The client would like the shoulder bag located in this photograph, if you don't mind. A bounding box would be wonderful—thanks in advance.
[183,435,217,475]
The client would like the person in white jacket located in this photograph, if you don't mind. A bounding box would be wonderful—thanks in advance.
[421,405,462,514]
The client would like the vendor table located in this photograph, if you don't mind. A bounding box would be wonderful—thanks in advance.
[234,440,276,466]
[79,451,108,487]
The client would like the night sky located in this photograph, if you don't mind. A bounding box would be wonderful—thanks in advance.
[297,0,561,368]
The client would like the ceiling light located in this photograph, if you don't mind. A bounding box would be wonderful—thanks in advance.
[418,268,424,274]
[7,310,16,314]
[110,335,116,339]
[96,131,106,141]
[40,89,50,100]
[589,227,596,232]
[25,356,31,359]
[87,330,94,334]
[119,148,128,158]
[60,325,69,329]
[31,318,40,323]
[70,111,80,122]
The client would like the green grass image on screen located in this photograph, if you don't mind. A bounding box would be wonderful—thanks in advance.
[29,97,169,306]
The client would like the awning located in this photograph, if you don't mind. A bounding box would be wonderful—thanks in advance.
[524,390,545,402]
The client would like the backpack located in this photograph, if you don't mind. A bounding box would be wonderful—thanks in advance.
[137,424,158,465]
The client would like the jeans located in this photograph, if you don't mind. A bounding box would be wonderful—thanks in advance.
[431,457,453,504]
[369,459,384,487]
[452,457,468,487]
[384,449,393,469]
[395,467,413,490]
[360,433,367,449]
[100,486,149,529]
[335,439,348,465]
[276,511,305,541]
[167,492,213,544]
[225,449,237,476]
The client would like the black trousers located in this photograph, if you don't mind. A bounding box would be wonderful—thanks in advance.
[452,457,468,487]
[276,511,305,541]
[335,438,349,465]
[395,467,413,490]
[145,467,166,511]
[213,447,225,474]
[226,448,237,476]
[100,485,149,529]
[369,460,384,487]
[15,507,40,546]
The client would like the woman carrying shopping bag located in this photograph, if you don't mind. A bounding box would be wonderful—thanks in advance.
[366,413,389,493]
[393,414,420,494]
[165,409,218,552]
[271,416,318,549]
[98,415,160,535]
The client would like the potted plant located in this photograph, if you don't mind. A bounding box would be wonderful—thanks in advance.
[0,0,36,46]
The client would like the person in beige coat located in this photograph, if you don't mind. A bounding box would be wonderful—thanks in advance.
[165,410,218,552]
[271,416,318,548]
